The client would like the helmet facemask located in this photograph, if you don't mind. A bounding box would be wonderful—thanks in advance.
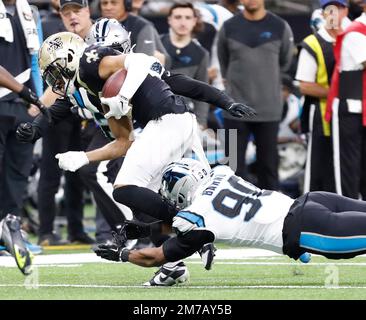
[43,57,76,96]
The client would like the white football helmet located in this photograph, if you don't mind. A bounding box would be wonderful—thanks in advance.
[160,158,210,210]
[38,32,86,96]
[85,18,131,54]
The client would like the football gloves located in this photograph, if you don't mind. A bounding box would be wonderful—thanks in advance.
[94,231,129,262]
[16,123,37,143]
[55,151,89,172]
[100,95,131,120]
[226,102,257,119]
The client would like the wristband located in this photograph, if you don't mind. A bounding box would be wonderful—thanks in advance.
[120,248,130,262]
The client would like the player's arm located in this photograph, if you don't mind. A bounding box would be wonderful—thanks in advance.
[99,53,161,119]
[163,72,256,118]
[54,115,133,172]
[94,229,215,268]
[86,116,133,162]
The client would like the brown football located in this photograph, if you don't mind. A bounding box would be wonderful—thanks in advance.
[102,68,127,98]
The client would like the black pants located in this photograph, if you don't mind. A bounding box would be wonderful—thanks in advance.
[304,105,335,193]
[37,115,84,237]
[224,119,279,190]
[333,100,366,199]
[283,191,366,260]
[0,101,34,218]
[78,126,130,232]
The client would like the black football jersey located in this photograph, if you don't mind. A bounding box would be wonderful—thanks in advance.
[78,45,188,127]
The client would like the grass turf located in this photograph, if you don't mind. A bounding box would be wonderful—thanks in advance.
[1,254,366,300]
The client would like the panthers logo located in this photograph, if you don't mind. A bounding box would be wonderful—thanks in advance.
[151,62,163,74]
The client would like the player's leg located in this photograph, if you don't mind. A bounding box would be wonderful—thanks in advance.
[299,191,366,259]
[112,112,201,222]
[112,113,208,285]
[0,214,33,275]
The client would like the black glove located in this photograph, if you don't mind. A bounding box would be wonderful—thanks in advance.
[16,123,37,143]
[93,240,130,262]
[226,102,257,118]
[19,86,39,105]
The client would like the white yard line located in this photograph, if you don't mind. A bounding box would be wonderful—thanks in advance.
[1,248,366,268]
[0,283,364,290]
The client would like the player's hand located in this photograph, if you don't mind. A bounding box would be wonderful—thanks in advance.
[172,216,196,235]
[226,103,257,118]
[16,123,36,143]
[55,151,89,172]
[19,86,39,105]
[94,242,124,262]
[100,95,131,120]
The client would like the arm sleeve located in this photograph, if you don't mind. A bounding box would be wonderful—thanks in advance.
[279,22,295,73]
[162,229,215,262]
[217,26,229,79]
[33,98,73,138]
[134,24,156,56]
[193,50,210,126]
[163,72,234,108]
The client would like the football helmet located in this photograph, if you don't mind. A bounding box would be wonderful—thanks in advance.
[85,18,131,54]
[160,158,210,210]
[38,32,86,96]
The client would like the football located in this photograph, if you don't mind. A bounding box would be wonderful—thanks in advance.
[101,68,127,98]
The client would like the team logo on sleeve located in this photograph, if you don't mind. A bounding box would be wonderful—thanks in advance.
[85,49,99,63]
[151,62,163,74]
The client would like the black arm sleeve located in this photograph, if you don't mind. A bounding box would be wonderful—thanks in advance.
[162,71,234,109]
[33,98,73,138]
[162,229,215,262]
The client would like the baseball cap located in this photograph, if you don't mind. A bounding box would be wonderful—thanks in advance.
[319,0,348,8]
[60,0,88,10]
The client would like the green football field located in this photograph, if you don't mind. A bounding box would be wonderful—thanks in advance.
[2,249,366,300]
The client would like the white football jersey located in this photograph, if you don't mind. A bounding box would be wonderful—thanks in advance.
[178,166,295,254]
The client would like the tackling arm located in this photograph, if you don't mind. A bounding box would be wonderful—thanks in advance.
[94,229,215,268]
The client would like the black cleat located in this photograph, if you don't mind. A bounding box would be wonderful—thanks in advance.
[1,214,33,275]
[198,243,217,270]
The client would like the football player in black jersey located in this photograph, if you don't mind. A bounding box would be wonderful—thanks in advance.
[17,21,255,285]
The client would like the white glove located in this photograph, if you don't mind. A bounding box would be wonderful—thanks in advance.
[100,95,131,120]
[55,151,89,172]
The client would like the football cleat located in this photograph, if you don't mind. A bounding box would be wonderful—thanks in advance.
[143,261,189,286]
[0,214,33,275]
[198,243,217,270]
